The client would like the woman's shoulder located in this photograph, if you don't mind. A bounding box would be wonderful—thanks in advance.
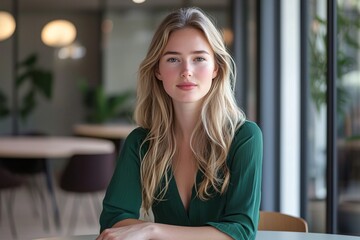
[235,120,262,139]
[228,120,263,166]
[230,120,263,149]
[128,126,149,136]
[125,126,149,144]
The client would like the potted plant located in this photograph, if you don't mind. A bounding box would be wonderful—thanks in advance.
[78,79,135,124]
[16,53,53,122]
[309,6,360,115]
[0,53,53,126]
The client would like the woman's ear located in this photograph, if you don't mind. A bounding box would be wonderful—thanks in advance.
[212,65,219,79]
[155,69,162,81]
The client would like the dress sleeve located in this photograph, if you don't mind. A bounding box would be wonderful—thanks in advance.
[206,121,263,240]
[99,128,147,232]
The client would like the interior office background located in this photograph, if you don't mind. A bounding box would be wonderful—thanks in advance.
[0,0,359,236]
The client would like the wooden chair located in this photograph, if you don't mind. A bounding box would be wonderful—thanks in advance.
[258,211,308,232]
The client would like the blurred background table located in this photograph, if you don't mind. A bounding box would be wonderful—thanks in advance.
[73,123,137,155]
[0,136,114,158]
[0,136,114,230]
[73,123,136,139]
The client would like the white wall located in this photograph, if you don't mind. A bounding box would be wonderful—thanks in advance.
[280,0,301,216]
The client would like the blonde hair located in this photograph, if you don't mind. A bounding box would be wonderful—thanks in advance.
[134,7,245,212]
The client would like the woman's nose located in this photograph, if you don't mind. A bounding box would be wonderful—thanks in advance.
[181,62,193,78]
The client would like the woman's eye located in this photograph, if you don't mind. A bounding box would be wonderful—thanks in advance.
[167,58,178,63]
[195,57,206,62]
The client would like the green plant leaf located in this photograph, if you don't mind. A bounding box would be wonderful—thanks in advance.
[346,135,360,141]
[14,53,54,122]
[78,78,89,94]
[344,33,360,49]
[16,70,31,87]
[17,53,37,68]
[95,87,108,121]
[315,16,326,25]
[20,89,36,120]
[32,70,53,99]
[354,19,360,28]
[0,90,10,118]
[78,80,135,123]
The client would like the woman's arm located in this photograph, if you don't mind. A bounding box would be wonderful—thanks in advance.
[97,220,232,240]
[206,121,263,239]
[99,128,146,232]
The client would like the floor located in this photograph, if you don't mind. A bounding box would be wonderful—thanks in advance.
[0,174,102,240]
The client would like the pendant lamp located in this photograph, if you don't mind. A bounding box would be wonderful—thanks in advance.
[0,11,16,41]
[41,20,76,47]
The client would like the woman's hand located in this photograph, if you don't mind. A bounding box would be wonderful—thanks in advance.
[97,221,232,240]
[96,222,156,240]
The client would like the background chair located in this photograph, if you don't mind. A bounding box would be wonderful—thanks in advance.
[0,131,50,231]
[258,211,308,232]
[59,152,115,234]
[0,167,24,239]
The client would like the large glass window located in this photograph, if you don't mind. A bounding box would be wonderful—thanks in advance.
[306,0,360,234]
[336,0,360,235]
[307,0,328,232]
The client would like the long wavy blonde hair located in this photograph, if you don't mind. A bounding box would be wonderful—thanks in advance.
[134,7,245,212]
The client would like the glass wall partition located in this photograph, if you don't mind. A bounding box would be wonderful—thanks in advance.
[336,0,360,236]
[307,0,328,232]
[305,0,360,234]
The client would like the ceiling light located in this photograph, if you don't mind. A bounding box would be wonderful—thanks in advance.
[0,11,16,41]
[132,0,146,4]
[41,20,77,47]
[58,42,86,60]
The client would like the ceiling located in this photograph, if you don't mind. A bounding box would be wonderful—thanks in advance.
[9,0,228,11]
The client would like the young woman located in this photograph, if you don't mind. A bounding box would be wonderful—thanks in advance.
[97,7,263,240]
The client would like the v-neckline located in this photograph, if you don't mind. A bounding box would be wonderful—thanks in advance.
[170,170,200,217]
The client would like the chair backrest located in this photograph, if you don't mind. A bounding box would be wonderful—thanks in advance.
[60,153,115,193]
[0,167,23,189]
[258,211,308,232]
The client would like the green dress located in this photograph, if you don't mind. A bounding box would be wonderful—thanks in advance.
[100,120,263,240]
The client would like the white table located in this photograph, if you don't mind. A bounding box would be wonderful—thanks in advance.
[0,136,114,230]
[73,123,137,155]
[73,123,137,140]
[0,136,114,158]
[255,231,360,239]
[33,231,360,240]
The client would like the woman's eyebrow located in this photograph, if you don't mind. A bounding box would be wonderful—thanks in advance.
[162,50,210,56]
[192,50,210,55]
[163,51,180,56]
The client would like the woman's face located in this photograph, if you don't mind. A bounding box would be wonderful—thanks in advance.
[156,27,218,106]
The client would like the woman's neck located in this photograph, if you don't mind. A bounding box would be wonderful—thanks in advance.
[173,102,201,140]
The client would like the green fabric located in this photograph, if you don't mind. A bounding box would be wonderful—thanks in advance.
[100,120,263,240]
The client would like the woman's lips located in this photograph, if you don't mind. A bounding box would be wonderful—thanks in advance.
[176,83,197,90]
